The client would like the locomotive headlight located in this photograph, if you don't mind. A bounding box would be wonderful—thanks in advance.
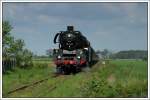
[84,48,88,50]
[77,56,81,59]
[68,34,71,37]
[57,55,61,59]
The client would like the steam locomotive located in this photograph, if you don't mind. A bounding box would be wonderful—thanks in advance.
[53,26,99,74]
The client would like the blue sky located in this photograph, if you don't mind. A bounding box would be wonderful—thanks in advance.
[3,2,148,55]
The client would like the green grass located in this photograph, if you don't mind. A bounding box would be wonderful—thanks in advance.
[2,59,148,98]
[81,60,148,97]
[45,73,89,97]
[32,57,52,64]
[2,62,54,97]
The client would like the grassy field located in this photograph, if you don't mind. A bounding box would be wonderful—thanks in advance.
[2,59,148,98]
[81,60,148,97]
[32,57,52,64]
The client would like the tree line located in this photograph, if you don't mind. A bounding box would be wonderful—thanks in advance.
[110,50,147,60]
[96,49,147,60]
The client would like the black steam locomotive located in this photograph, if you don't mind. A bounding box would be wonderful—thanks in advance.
[53,26,99,74]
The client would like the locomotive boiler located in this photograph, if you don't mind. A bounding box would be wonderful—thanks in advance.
[53,26,98,74]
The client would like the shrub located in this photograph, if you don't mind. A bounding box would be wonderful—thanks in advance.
[81,76,148,97]
[81,75,118,97]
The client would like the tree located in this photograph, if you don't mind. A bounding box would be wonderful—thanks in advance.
[2,20,33,69]
[46,49,53,57]
[18,49,33,68]
[2,21,14,56]
[2,21,12,38]
[101,49,109,59]
[110,50,148,60]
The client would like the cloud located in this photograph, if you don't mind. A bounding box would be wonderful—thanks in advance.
[37,14,62,24]
[100,3,147,24]
[2,2,148,55]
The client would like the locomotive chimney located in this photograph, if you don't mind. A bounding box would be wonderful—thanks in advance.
[67,26,74,31]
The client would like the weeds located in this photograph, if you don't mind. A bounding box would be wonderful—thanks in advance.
[81,60,148,97]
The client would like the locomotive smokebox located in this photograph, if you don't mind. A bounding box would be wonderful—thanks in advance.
[67,26,74,31]
[54,26,90,51]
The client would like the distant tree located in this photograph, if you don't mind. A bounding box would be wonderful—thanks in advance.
[111,50,148,60]
[46,49,53,57]
[100,49,110,59]
[96,50,101,54]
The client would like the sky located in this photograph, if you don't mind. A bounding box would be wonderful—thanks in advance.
[3,2,148,55]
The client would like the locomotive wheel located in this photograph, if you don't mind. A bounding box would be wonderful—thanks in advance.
[86,62,90,68]
[72,66,77,74]
[56,66,62,74]
[82,62,90,72]
[63,66,70,75]
[77,66,81,72]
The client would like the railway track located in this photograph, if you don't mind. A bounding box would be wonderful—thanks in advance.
[4,62,100,97]
[5,73,65,96]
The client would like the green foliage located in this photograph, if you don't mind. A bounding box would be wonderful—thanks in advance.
[33,62,48,69]
[2,20,33,70]
[2,21,12,37]
[81,78,118,97]
[2,21,14,53]
[82,76,147,97]
[110,50,148,60]
[81,60,148,97]
[16,49,33,68]
[142,57,147,61]
[3,62,51,97]
[33,57,52,62]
